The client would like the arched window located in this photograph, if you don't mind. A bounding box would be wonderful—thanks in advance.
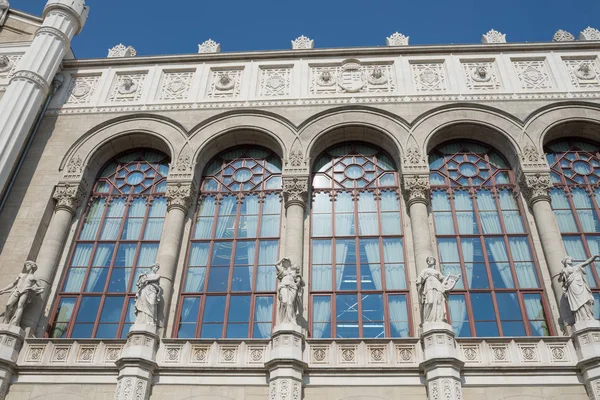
[545,139,600,314]
[176,146,282,339]
[49,149,170,338]
[310,143,409,339]
[429,141,551,337]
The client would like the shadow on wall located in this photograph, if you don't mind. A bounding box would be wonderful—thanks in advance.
[31,394,84,400]
[180,396,236,400]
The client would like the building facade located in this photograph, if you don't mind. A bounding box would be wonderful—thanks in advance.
[0,0,599,399]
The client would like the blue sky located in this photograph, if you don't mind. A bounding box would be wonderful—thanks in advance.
[12,0,600,59]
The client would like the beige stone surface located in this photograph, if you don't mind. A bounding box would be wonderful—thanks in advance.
[303,386,426,400]
[6,383,116,400]
[149,385,268,400]
[462,385,587,400]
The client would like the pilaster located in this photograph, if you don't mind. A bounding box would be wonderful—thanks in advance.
[0,324,24,400]
[419,322,464,400]
[266,325,306,400]
[115,325,159,400]
[572,320,600,399]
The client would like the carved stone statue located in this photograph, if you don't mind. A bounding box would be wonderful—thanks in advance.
[275,257,304,326]
[0,260,44,327]
[134,263,162,327]
[0,1,9,27]
[557,255,599,323]
[416,257,460,324]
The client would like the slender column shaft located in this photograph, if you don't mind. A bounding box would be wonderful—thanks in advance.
[24,182,86,333]
[282,176,309,268]
[403,175,434,273]
[160,182,194,332]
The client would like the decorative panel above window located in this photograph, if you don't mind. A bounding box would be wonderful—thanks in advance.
[429,141,551,337]
[49,149,170,339]
[546,139,600,314]
[176,146,282,339]
[310,143,410,339]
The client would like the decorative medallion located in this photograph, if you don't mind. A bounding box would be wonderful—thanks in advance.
[259,67,292,97]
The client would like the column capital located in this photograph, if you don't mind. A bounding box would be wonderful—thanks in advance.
[52,180,87,214]
[402,174,430,206]
[282,175,309,209]
[520,171,552,205]
[165,181,196,212]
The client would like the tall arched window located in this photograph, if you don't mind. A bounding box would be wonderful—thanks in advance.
[429,141,551,337]
[49,149,170,338]
[310,143,409,339]
[176,146,282,339]
[546,139,600,315]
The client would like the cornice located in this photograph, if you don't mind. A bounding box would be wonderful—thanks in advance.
[62,41,600,69]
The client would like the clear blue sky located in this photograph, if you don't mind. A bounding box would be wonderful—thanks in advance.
[12,0,600,59]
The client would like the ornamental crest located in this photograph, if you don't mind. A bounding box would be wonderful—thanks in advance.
[337,60,366,93]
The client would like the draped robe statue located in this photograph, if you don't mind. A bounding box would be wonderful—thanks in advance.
[0,260,44,327]
[558,255,599,323]
[134,263,162,326]
[416,256,460,324]
[275,257,304,326]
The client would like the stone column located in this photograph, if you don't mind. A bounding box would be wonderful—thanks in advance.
[0,0,88,197]
[419,322,464,400]
[114,325,159,400]
[521,172,571,325]
[0,324,25,399]
[281,175,309,269]
[159,181,195,331]
[572,319,600,399]
[23,180,87,334]
[403,175,434,273]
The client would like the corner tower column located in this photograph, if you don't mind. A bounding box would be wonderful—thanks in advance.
[0,0,88,198]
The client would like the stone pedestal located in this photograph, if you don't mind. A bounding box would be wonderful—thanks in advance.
[114,325,159,400]
[0,324,25,399]
[420,322,464,400]
[572,319,600,399]
[266,324,306,400]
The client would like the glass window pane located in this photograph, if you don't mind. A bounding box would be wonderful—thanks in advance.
[75,297,101,323]
[137,244,158,266]
[184,268,206,292]
[448,295,471,337]
[211,242,232,266]
[203,296,226,323]
[72,244,93,267]
[84,268,108,292]
[228,296,251,322]
[63,268,86,292]
[99,297,125,323]
[336,239,356,265]
[180,297,201,323]
[107,268,131,293]
[232,267,252,292]
[115,244,136,267]
[207,267,229,292]
[312,240,332,264]
[312,265,332,291]
[189,243,210,266]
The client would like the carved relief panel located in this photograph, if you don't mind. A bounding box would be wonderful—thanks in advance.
[309,59,395,95]
[63,75,100,104]
[158,71,194,100]
[512,59,554,90]
[461,60,502,90]
[563,58,600,88]
[0,54,21,80]
[109,73,147,102]
[411,62,447,91]
[259,67,292,97]
[207,69,243,99]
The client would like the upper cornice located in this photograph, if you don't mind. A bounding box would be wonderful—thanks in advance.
[63,41,600,68]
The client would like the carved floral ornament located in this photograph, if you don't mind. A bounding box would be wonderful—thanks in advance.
[198,39,221,54]
[386,32,409,46]
[404,147,423,165]
[291,35,314,50]
[520,172,552,203]
[165,181,195,211]
[402,175,430,205]
[521,144,541,163]
[107,43,137,58]
[286,149,304,167]
[282,175,309,207]
[575,62,597,80]
[482,29,506,44]
[53,180,88,212]
[553,29,575,42]
[579,26,600,41]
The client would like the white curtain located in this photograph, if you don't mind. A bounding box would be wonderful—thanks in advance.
[64,244,93,292]
[215,196,236,239]
[362,239,382,290]
[388,295,409,337]
[260,194,281,237]
[240,195,259,238]
[138,243,158,266]
[195,196,217,239]
[448,295,468,336]
[358,192,378,235]
[312,297,331,338]
[572,188,597,232]
[461,239,475,288]
[499,189,524,233]
[72,244,93,266]
[587,236,600,284]
[437,239,462,288]
[80,199,105,240]
[256,241,277,291]
[335,240,353,289]
[523,294,547,336]
[509,237,538,288]
[122,199,144,240]
[550,189,578,232]
[100,198,126,240]
[241,241,256,290]
[186,243,209,292]
[254,297,273,338]
[383,239,405,289]
[86,244,113,291]
[312,193,332,237]
[432,191,454,234]
[455,191,476,234]
[180,297,200,323]
[335,192,354,236]
[486,238,514,288]
[477,191,502,234]
[312,240,332,290]
[144,197,167,240]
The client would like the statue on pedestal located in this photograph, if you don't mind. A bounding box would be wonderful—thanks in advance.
[134,263,162,326]
[416,256,460,324]
[275,257,304,325]
[557,255,599,323]
[0,260,44,327]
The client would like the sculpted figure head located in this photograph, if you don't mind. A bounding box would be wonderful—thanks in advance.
[562,256,573,268]
[426,256,436,268]
[24,260,37,273]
